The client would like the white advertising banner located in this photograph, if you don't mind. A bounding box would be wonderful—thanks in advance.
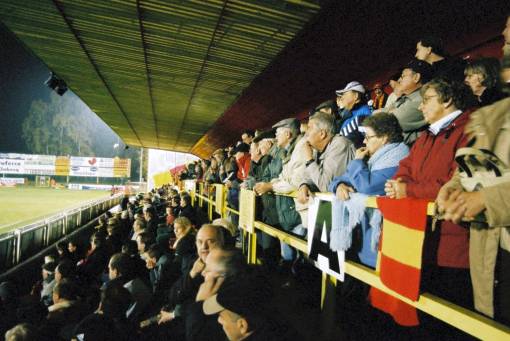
[0,153,130,178]
[69,157,114,177]
[0,153,55,175]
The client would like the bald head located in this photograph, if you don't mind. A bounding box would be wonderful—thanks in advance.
[196,224,225,262]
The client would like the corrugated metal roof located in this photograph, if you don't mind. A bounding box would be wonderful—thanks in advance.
[0,0,320,152]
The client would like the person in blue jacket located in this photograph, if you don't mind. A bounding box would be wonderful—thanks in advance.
[328,113,409,267]
[336,81,372,148]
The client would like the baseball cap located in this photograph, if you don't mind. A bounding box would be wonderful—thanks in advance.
[335,81,366,95]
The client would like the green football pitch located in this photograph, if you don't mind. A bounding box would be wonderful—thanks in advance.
[0,187,110,234]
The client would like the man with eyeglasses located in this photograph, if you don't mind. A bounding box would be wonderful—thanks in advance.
[377,59,433,145]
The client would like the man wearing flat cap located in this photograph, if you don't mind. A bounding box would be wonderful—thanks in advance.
[254,118,310,269]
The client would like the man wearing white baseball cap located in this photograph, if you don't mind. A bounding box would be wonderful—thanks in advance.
[335,81,372,148]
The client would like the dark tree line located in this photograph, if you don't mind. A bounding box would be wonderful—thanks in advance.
[21,92,145,180]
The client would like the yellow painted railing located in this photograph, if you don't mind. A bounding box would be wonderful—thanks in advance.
[186,180,510,340]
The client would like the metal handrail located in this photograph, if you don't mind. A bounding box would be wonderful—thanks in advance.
[0,194,122,270]
[185,181,510,339]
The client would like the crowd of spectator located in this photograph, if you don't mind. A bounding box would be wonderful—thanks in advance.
[172,16,510,328]
[2,15,510,341]
[1,188,295,340]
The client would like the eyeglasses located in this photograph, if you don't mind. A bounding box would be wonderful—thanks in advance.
[364,134,378,141]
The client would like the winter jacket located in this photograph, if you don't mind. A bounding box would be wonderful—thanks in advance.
[388,89,427,145]
[236,153,251,181]
[271,136,307,230]
[394,110,471,268]
[328,142,409,267]
[304,135,355,193]
[339,104,372,148]
[272,135,309,229]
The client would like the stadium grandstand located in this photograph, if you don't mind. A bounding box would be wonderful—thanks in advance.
[1,1,510,340]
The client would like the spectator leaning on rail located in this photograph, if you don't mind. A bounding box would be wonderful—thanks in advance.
[254,118,308,271]
[437,54,510,323]
[245,134,281,268]
[384,77,474,308]
[415,35,467,83]
[336,81,372,148]
[224,142,251,228]
[328,113,409,268]
[464,57,507,107]
[297,112,355,204]
[376,59,433,145]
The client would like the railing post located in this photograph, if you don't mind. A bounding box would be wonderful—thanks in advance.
[199,182,204,208]
[221,186,228,219]
[14,229,21,265]
[208,194,213,222]
[248,232,257,265]
[43,219,49,247]
[238,189,256,264]
[63,213,68,236]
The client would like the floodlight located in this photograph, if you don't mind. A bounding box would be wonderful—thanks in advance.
[44,72,68,96]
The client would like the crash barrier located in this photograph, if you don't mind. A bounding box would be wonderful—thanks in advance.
[182,180,510,340]
[0,194,122,272]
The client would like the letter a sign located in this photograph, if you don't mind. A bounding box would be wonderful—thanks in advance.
[307,197,345,281]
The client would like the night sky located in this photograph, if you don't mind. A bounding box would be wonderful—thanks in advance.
[0,23,53,153]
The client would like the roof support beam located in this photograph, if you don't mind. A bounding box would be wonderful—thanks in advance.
[51,0,142,146]
[136,0,159,148]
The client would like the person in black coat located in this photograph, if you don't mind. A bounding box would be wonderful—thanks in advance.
[77,233,109,284]
[178,194,197,227]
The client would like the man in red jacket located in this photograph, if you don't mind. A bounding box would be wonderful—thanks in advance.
[385,77,474,308]
[233,143,251,182]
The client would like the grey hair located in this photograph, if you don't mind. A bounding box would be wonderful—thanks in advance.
[309,111,335,135]
[278,125,299,139]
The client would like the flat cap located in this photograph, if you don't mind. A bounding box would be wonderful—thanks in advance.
[272,118,300,132]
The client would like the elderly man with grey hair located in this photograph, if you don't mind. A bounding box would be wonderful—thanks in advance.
[297,112,355,204]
